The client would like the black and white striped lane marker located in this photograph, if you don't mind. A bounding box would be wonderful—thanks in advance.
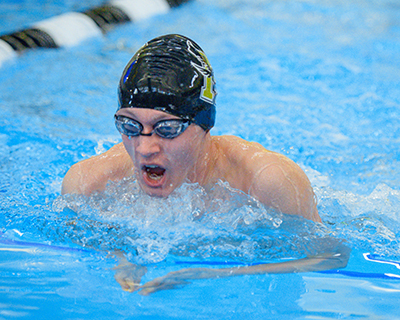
[0,0,190,66]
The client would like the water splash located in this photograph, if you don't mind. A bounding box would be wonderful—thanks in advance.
[316,183,400,258]
[50,178,330,264]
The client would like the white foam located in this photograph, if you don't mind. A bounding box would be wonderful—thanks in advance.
[0,40,16,67]
[110,0,170,21]
[34,12,102,47]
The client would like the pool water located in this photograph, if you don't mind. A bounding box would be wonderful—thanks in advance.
[1,0,400,318]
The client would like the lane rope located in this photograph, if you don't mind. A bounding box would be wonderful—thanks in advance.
[0,0,190,67]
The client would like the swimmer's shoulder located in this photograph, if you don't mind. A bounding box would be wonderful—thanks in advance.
[211,135,283,166]
[209,135,279,188]
[210,134,305,188]
[212,135,319,221]
[61,142,134,195]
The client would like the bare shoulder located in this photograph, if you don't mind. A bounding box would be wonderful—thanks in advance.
[211,135,287,176]
[212,135,320,222]
[61,142,134,195]
[212,135,267,152]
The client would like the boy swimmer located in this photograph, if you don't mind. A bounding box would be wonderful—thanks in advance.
[62,34,321,223]
[62,35,349,292]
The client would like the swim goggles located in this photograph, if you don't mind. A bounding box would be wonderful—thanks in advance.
[114,115,191,139]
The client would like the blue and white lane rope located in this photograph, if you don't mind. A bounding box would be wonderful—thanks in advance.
[0,0,190,67]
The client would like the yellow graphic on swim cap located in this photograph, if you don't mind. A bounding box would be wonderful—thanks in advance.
[200,75,216,104]
[198,50,211,67]
[187,40,216,104]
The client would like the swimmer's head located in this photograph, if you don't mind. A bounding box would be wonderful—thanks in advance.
[118,34,217,132]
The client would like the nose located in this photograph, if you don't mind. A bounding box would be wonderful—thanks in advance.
[134,134,161,158]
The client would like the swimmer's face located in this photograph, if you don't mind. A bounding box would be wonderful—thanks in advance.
[116,108,206,197]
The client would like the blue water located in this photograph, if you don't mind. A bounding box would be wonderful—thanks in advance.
[1,0,400,319]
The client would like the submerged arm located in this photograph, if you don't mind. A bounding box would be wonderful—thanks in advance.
[137,241,350,295]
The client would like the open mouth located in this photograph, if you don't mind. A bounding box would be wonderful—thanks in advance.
[142,165,166,186]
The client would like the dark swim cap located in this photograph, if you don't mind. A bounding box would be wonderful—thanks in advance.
[118,34,217,131]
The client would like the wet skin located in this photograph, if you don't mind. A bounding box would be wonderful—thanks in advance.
[62,108,320,222]
[115,108,209,198]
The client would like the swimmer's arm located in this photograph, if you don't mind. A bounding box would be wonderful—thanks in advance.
[61,142,134,195]
[137,242,350,295]
[248,156,321,222]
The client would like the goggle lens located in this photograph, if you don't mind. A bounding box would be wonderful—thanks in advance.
[115,115,190,139]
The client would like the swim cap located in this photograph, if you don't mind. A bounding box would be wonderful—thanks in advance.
[118,34,217,131]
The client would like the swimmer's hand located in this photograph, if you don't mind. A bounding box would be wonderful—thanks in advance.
[137,272,193,296]
[113,253,147,292]
[114,263,147,292]
[137,268,226,295]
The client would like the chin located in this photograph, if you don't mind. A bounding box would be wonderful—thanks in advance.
[140,183,175,198]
